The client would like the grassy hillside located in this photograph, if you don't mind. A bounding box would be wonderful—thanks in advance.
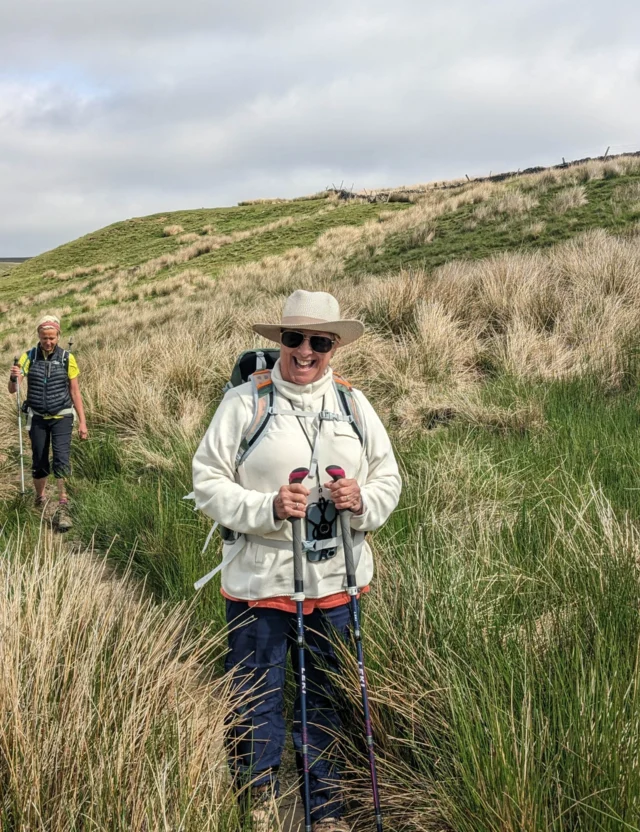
[1,198,409,308]
[348,169,640,275]
[0,261,21,280]
[2,154,640,830]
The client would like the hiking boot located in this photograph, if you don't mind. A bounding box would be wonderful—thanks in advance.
[34,494,46,509]
[55,501,73,532]
[312,819,351,832]
[249,785,278,832]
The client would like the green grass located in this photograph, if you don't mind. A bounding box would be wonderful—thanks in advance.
[2,199,409,307]
[347,172,640,276]
[9,200,327,280]
[5,164,640,829]
[0,201,410,341]
[0,262,21,280]
[5,370,640,828]
[158,201,408,280]
[362,373,640,830]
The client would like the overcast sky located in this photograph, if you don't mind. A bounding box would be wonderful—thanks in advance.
[1,0,639,256]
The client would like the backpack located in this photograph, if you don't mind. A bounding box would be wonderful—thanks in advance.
[224,348,280,391]
[186,349,366,588]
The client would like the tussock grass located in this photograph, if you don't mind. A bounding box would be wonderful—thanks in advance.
[618,180,640,202]
[41,262,115,281]
[0,531,238,831]
[524,220,546,238]
[551,185,588,213]
[341,409,640,830]
[4,158,640,830]
[163,223,184,236]
[178,232,202,243]
[475,190,539,222]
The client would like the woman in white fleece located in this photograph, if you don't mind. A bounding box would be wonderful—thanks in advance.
[192,290,401,832]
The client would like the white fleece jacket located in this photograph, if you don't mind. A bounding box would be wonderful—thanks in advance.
[192,360,401,600]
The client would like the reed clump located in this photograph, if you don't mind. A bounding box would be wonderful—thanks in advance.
[0,531,237,831]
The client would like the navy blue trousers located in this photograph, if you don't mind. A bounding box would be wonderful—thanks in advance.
[225,599,351,822]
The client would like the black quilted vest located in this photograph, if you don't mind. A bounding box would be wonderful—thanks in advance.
[25,345,73,415]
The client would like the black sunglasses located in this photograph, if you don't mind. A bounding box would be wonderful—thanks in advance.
[281,330,336,353]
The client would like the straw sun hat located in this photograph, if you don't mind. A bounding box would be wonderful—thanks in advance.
[252,290,364,346]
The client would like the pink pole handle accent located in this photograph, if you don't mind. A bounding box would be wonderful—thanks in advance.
[289,467,310,485]
[326,465,346,481]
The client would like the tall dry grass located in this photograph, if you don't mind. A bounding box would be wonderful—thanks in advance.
[3,227,640,469]
[347,481,640,831]
[163,224,184,236]
[551,185,588,213]
[474,190,539,222]
[0,530,237,831]
[3,161,640,831]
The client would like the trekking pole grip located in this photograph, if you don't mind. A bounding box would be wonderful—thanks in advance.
[289,467,309,598]
[326,465,358,591]
[291,516,304,594]
[340,512,357,591]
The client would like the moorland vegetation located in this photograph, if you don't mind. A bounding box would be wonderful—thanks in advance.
[2,155,640,830]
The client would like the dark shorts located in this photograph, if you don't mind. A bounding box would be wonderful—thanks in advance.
[29,414,73,479]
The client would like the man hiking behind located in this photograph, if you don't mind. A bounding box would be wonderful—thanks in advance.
[8,314,88,530]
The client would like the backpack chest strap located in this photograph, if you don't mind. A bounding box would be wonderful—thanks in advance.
[236,371,364,471]
[268,407,352,422]
[266,407,344,478]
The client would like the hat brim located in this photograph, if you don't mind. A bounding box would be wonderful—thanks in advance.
[252,319,364,347]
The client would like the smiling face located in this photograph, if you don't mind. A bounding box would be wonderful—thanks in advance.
[279,329,338,385]
[38,327,60,354]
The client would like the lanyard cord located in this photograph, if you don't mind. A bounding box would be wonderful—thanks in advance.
[281,394,323,450]
[282,393,325,476]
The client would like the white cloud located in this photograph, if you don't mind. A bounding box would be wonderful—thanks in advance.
[1,0,639,254]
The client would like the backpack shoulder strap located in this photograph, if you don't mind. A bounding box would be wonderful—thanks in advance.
[332,373,365,446]
[236,369,275,467]
[28,346,39,363]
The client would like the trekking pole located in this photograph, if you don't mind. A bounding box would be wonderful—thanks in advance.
[289,466,312,832]
[12,356,25,495]
[326,465,383,832]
